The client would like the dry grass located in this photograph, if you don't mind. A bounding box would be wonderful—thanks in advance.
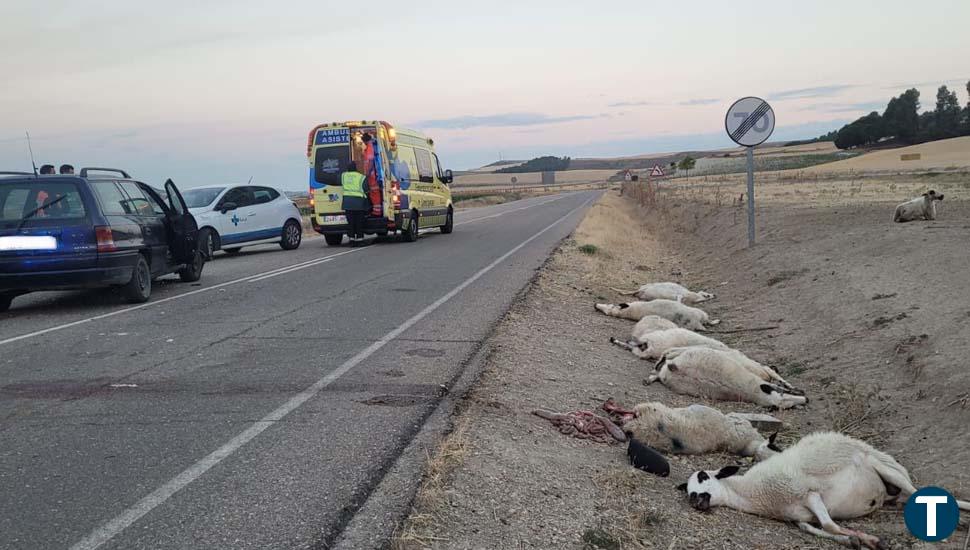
[588,468,671,550]
[806,136,970,173]
[567,191,668,292]
[390,418,472,550]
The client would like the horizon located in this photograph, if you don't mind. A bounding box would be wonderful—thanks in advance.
[1,0,968,189]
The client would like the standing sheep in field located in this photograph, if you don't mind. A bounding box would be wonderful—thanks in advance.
[892,190,944,222]
[595,300,719,331]
[679,431,970,549]
[612,282,715,304]
[610,327,729,360]
[623,401,780,460]
[648,347,807,409]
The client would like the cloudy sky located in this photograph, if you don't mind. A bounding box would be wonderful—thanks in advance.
[1,0,968,189]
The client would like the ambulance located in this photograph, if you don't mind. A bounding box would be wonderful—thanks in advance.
[306,121,454,245]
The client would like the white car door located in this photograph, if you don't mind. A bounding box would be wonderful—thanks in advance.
[249,186,283,240]
[214,186,256,247]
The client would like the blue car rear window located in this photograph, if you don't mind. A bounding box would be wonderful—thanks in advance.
[0,181,87,225]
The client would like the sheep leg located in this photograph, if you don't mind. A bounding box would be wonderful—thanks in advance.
[796,522,858,548]
[609,337,636,351]
[806,492,885,550]
[609,287,638,296]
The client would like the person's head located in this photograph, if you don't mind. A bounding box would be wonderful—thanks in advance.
[39,164,55,175]
[347,161,358,172]
[59,164,74,175]
[361,133,372,143]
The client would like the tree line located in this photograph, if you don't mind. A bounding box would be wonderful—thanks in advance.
[495,156,571,173]
[827,81,970,149]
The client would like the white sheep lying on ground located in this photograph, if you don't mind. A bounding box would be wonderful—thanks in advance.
[595,300,719,331]
[893,189,944,222]
[679,431,970,549]
[628,315,679,341]
[610,327,729,360]
[612,282,715,304]
[648,347,807,409]
[624,402,780,460]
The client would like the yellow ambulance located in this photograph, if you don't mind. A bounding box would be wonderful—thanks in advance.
[306,120,453,245]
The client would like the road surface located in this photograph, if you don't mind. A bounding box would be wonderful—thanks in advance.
[0,190,599,549]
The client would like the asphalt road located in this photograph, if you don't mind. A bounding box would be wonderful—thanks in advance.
[0,190,599,550]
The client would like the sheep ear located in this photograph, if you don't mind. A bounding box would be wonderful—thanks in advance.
[676,482,688,492]
[716,465,740,479]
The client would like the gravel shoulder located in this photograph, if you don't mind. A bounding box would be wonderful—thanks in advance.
[393,189,970,550]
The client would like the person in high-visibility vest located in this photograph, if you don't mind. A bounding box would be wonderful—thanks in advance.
[341,161,369,245]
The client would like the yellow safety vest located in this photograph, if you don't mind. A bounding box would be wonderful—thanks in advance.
[341,171,366,198]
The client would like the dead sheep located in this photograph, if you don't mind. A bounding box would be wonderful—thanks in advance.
[892,189,944,222]
[680,431,970,549]
[624,401,780,460]
[612,282,715,304]
[595,300,719,331]
[610,327,729,360]
[629,315,679,341]
[647,346,807,409]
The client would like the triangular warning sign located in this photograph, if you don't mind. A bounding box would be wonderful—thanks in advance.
[650,164,665,177]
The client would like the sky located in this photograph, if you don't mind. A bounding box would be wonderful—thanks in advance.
[1,0,968,190]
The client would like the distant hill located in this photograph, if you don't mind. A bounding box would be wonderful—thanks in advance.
[481,160,524,168]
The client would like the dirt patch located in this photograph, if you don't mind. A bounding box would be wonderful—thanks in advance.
[392,189,970,549]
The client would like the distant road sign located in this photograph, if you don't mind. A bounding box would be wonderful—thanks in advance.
[725,97,775,147]
[650,164,665,177]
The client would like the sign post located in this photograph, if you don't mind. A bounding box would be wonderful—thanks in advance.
[725,96,775,247]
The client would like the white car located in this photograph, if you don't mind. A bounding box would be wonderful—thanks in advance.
[184,185,303,257]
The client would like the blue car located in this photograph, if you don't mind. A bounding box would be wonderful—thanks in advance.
[0,168,204,311]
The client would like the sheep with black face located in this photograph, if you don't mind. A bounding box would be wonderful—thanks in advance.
[648,346,806,409]
[893,189,944,222]
[678,431,970,549]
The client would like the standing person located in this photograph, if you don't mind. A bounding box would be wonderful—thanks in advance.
[361,132,382,217]
[341,161,369,246]
[59,164,74,175]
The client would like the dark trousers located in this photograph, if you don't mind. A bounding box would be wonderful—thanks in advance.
[346,210,365,239]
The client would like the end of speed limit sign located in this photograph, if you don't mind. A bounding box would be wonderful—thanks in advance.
[725,97,775,147]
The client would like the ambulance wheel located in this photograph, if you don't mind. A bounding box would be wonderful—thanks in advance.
[325,234,343,246]
[0,292,14,312]
[440,207,453,234]
[402,210,419,242]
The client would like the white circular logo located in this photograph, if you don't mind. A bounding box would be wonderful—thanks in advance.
[725,97,775,147]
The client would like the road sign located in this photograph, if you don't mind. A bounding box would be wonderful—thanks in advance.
[725,96,775,147]
[725,96,775,247]
[650,164,665,177]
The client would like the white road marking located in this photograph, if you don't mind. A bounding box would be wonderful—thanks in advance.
[0,248,363,347]
[455,194,569,226]
[68,194,596,550]
[0,191,585,348]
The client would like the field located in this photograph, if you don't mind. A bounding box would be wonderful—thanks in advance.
[393,141,970,549]
[805,136,970,173]
[452,169,617,189]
